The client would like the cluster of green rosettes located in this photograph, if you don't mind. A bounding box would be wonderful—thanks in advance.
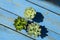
[14,16,41,37]
[14,7,41,37]
[24,7,36,19]
[14,16,27,31]
[27,23,41,37]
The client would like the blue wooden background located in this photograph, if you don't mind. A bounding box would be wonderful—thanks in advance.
[0,0,60,40]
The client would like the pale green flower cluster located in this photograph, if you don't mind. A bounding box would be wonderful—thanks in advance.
[24,7,36,19]
[27,23,41,37]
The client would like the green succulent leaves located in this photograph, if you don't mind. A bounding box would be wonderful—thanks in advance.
[24,7,36,19]
[13,16,41,37]
[27,23,41,37]
[14,16,41,37]
[13,7,43,38]
[14,16,27,31]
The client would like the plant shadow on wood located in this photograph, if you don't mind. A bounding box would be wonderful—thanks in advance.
[32,12,44,23]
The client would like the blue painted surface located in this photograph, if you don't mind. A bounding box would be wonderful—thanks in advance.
[0,0,60,40]
[27,0,60,14]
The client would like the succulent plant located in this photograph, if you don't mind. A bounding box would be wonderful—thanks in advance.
[24,7,36,19]
[14,16,27,31]
[27,23,41,37]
